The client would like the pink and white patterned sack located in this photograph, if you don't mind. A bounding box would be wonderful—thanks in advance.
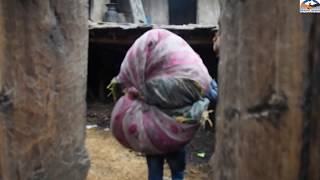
[111,29,212,154]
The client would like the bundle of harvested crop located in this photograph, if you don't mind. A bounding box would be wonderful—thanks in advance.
[110,29,212,154]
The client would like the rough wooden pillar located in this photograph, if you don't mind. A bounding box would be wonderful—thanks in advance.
[212,0,320,180]
[0,1,90,180]
[307,15,320,180]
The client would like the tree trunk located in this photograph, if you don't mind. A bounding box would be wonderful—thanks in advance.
[212,0,320,180]
[0,1,90,180]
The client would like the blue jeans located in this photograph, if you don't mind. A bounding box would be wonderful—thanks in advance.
[146,149,186,180]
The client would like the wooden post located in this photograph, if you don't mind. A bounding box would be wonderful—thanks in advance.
[212,0,320,180]
[0,0,89,179]
[306,15,320,180]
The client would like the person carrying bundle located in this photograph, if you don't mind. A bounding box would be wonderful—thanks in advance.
[109,29,218,180]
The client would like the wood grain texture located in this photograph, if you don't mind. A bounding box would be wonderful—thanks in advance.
[0,1,90,179]
[211,1,320,180]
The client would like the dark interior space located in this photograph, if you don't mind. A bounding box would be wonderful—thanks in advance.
[87,39,219,103]
[169,0,197,25]
[87,43,129,103]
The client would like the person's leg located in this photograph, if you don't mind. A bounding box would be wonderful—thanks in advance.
[166,149,186,180]
[146,154,164,180]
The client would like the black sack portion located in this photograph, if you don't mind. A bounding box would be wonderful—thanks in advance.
[142,77,203,109]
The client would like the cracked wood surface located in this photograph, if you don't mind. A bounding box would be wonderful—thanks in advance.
[211,0,320,180]
[0,1,90,179]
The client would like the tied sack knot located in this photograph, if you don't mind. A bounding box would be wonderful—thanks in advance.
[126,87,144,100]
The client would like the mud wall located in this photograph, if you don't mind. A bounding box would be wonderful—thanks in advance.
[0,1,90,179]
[90,0,110,21]
[142,0,169,24]
[198,0,220,26]
[90,0,220,25]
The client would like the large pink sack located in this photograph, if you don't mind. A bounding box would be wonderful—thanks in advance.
[111,29,212,154]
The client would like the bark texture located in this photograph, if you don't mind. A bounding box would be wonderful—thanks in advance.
[0,1,90,180]
[212,0,320,180]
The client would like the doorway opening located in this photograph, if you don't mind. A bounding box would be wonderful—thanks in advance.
[168,0,197,25]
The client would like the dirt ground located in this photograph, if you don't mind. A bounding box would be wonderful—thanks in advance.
[86,102,214,180]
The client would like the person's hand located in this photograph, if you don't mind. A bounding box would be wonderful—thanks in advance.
[205,80,218,104]
[213,34,220,56]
